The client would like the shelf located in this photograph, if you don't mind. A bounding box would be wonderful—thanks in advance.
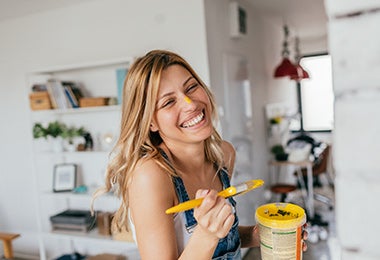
[35,150,110,156]
[31,57,133,74]
[31,105,121,116]
[29,57,131,260]
[45,229,136,246]
[41,190,117,200]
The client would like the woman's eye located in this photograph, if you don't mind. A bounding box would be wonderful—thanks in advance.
[162,99,175,108]
[186,83,198,93]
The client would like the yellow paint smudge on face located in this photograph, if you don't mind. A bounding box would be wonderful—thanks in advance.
[184,96,192,104]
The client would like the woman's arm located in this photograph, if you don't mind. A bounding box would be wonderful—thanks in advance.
[238,225,260,248]
[129,160,178,259]
[129,160,235,260]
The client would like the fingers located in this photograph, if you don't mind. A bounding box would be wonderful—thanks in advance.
[302,223,308,252]
[194,189,235,239]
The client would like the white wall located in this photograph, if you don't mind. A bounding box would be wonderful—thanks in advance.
[0,0,209,257]
[204,0,271,225]
[326,0,380,258]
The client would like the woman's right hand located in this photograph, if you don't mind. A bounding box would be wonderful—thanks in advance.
[193,189,235,240]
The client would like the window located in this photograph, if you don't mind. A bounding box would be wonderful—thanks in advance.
[298,54,334,132]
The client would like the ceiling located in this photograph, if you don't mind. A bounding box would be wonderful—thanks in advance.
[249,0,328,40]
[0,0,327,40]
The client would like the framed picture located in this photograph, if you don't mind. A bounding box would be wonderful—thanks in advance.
[53,163,77,192]
[229,2,247,38]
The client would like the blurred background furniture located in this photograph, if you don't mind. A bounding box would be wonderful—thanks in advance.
[269,160,314,218]
[296,143,334,210]
[0,232,20,259]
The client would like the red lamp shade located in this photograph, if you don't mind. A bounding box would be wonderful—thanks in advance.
[274,58,298,78]
[290,63,310,81]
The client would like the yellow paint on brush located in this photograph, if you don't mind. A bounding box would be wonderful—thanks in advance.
[184,96,192,104]
[166,179,264,214]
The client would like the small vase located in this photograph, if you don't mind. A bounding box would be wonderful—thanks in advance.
[50,136,64,153]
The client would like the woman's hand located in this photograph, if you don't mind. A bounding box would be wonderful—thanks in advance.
[193,189,235,240]
[302,223,308,251]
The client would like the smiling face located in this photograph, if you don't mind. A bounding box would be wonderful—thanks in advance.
[150,65,213,147]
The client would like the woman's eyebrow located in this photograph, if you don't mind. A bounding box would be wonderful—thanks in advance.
[182,76,193,87]
[156,91,174,106]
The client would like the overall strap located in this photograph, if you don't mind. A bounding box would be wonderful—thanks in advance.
[160,150,197,230]
[218,168,237,207]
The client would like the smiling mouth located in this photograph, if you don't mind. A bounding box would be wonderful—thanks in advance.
[181,111,204,128]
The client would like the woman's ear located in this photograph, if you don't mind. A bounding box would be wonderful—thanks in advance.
[150,123,158,132]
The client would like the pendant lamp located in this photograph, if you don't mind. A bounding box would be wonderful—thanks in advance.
[274,25,298,78]
[290,37,310,81]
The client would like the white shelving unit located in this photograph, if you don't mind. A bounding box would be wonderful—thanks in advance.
[28,58,140,259]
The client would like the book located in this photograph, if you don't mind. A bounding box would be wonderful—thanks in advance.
[47,79,71,109]
[62,81,84,102]
[63,86,79,108]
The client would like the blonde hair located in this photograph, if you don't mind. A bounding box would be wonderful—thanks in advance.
[94,50,224,231]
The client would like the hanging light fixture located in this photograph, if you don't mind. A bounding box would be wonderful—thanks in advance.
[274,25,298,78]
[290,37,310,81]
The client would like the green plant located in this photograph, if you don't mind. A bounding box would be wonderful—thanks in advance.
[32,121,86,142]
[61,126,86,144]
[33,121,66,139]
[270,144,285,155]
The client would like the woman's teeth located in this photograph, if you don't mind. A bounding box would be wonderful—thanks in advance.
[182,112,204,128]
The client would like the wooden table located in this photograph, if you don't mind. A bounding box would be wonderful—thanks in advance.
[269,160,314,218]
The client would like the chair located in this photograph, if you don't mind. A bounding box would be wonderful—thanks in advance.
[298,144,334,210]
[0,232,20,259]
[269,184,297,202]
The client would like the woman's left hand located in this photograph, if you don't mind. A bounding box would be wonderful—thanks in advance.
[302,223,308,251]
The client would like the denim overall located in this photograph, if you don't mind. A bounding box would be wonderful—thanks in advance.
[170,163,242,259]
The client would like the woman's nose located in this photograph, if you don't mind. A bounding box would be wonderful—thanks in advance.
[184,96,192,104]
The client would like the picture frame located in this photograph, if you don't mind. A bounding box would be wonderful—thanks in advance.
[229,2,247,38]
[53,163,77,192]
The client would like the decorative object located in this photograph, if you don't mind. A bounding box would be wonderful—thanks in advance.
[100,132,116,151]
[33,121,65,139]
[50,209,95,232]
[274,25,298,78]
[270,144,289,161]
[33,121,88,152]
[116,68,128,105]
[29,91,52,110]
[53,163,77,192]
[290,37,310,81]
[33,121,66,152]
[61,125,86,152]
[79,97,109,107]
[229,1,247,38]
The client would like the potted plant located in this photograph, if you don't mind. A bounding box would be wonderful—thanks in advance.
[33,121,66,152]
[61,125,86,151]
[33,121,87,152]
[33,121,66,139]
[270,144,288,161]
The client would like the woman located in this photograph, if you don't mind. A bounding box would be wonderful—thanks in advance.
[95,50,303,259]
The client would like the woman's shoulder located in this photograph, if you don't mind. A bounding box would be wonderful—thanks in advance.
[132,158,172,191]
[128,157,175,217]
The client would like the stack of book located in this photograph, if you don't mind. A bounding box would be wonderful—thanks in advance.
[50,209,96,233]
[46,80,84,109]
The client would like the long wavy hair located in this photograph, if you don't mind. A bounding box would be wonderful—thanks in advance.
[93,50,224,231]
